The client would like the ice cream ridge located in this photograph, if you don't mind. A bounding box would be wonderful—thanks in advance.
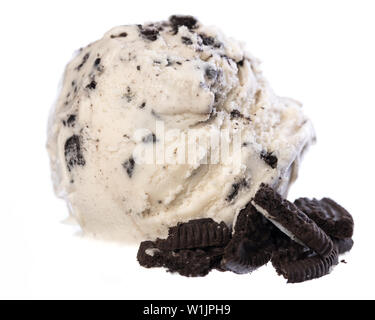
[48,15,354,282]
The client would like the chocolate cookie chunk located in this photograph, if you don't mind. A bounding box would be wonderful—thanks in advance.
[163,247,224,277]
[137,241,164,268]
[156,218,231,250]
[260,151,278,169]
[137,218,230,277]
[226,179,248,202]
[169,15,198,34]
[110,32,128,39]
[138,25,159,41]
[294,197,354,239]
[86,80,97,90]
[221,203,274,274]
[76,52,90,71]
[137,240,224,277]
[252,184,334,258]
[122,157,135,178]
[199,33,222,48]
[272,242,339,283]
[64,135,85,171]
[62,114,76,127]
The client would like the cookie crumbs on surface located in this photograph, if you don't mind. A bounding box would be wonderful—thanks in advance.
[260,151,278,169]
[86,80,97,90]
[110,32,128,38]
[181,36,193,45]
[76,53,90,71]
[123,157,135,178]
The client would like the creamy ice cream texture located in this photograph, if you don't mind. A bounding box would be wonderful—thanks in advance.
[47,16,315,242]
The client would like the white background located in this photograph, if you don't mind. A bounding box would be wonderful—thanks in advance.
[0,0,374,300]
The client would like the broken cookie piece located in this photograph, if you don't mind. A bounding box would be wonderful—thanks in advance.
[156,218,231,251]
[222,204,274,273]
[294,197,354,239]
[272,241,339,283]
[137,219,229,277]
[252,184,334,258]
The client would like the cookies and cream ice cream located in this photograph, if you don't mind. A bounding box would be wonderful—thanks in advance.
[47,15,315,242]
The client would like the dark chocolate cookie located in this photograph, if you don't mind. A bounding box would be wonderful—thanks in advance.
[272,242,339,283]
[163,247,224,277]
[156,218,231,250]
[137,241,164,268]
[294,197,354,239]
[137,240,224,277]
[137,218,230,277]
[252,184,334,258]
[221,203,274,274]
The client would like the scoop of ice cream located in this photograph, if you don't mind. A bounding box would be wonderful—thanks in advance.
[47,15,315,242]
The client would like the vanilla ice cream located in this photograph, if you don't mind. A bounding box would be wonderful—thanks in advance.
[47,16,315,242]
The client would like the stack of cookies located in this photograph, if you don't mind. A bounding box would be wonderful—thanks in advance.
[137,184,354,283]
